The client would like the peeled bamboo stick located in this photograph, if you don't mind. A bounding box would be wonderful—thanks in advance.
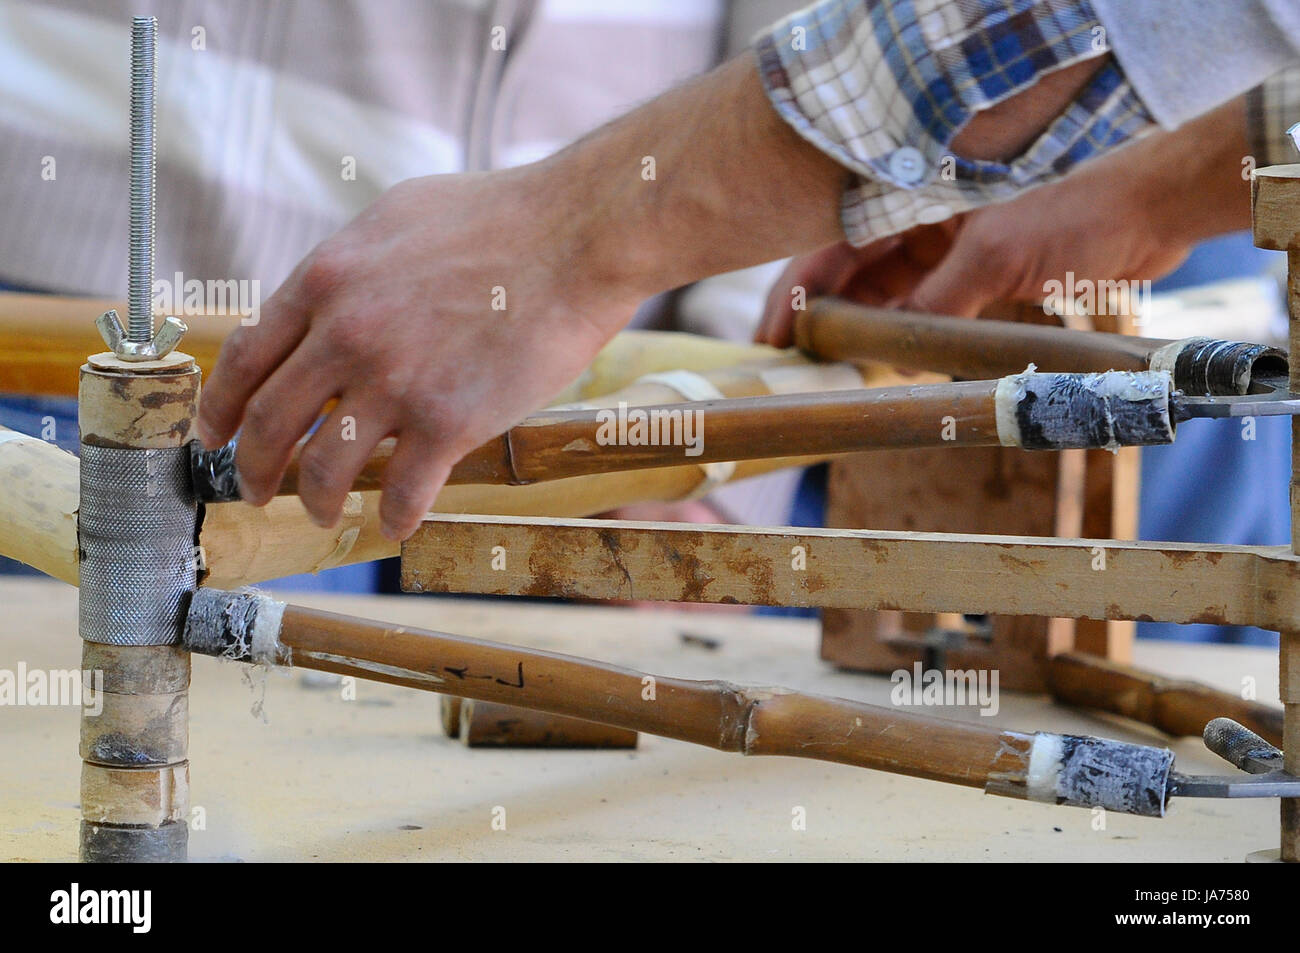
[0,426,79,585]
[1047,652,1285,747]
[547,332,799,404]
[195,356,882,585]
[796,298,1288,395]
[183,589,1177,817]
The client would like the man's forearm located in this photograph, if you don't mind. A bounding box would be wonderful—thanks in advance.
[543,51,1161,327]
[542,51,848,315]
[1141,95,1252,246]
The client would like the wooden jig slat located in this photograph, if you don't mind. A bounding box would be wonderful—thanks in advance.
[402,514,1300,632]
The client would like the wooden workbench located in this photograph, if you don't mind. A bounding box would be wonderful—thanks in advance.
[0,577,1280,862]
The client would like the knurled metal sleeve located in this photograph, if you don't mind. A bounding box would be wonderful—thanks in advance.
[78,445,198,646]
[1203,717,1283,772]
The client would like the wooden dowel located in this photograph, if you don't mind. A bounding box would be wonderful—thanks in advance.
[795,298,1287,394]
[1253,164,1300,860]
[456,699,638,749]
[0,291,788,399]
[182,590,1176,815]
[1046,651,1283,747]
[0,293,240,396]
[796,298,1157,378]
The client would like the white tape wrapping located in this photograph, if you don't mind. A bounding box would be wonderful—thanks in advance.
[993,366,1034,447]
[249,595,287,664]
[994,731,1172,817]
[992,366,1173,452]
[1024,732,1065,802]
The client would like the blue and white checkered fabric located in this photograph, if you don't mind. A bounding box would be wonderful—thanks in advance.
[755,0,1156,243]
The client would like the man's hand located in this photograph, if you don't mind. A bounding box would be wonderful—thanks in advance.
[756,96,1251,345]
[196,52,848,541]
[196,166,643,541]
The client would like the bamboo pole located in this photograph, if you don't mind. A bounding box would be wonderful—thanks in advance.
[244,381,997,496]
[454,699,638,748]
[183,589,1176,817]
[1046,652,1284,747]
[201,365,1173,501]
[796,298,1288,395]
[195,355,879,500]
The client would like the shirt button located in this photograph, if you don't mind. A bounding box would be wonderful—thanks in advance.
[887,146,927,184]
[915,203,954,224]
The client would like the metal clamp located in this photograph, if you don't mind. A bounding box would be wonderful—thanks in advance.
[78,444,199,646]
[93,16,188,363]
[1167,718,1300,800]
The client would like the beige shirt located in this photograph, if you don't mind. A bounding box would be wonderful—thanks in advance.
[0,0,722,297]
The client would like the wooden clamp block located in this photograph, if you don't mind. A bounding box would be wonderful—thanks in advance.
[442,696,638,749]
[820,303,1138,691]
[1253,163,1300,861]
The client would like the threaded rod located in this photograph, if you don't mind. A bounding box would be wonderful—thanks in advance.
[128,16,157,343]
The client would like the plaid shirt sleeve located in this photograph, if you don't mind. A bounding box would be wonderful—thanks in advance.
[754,0,1156,245]
[1248,67,1300,168]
